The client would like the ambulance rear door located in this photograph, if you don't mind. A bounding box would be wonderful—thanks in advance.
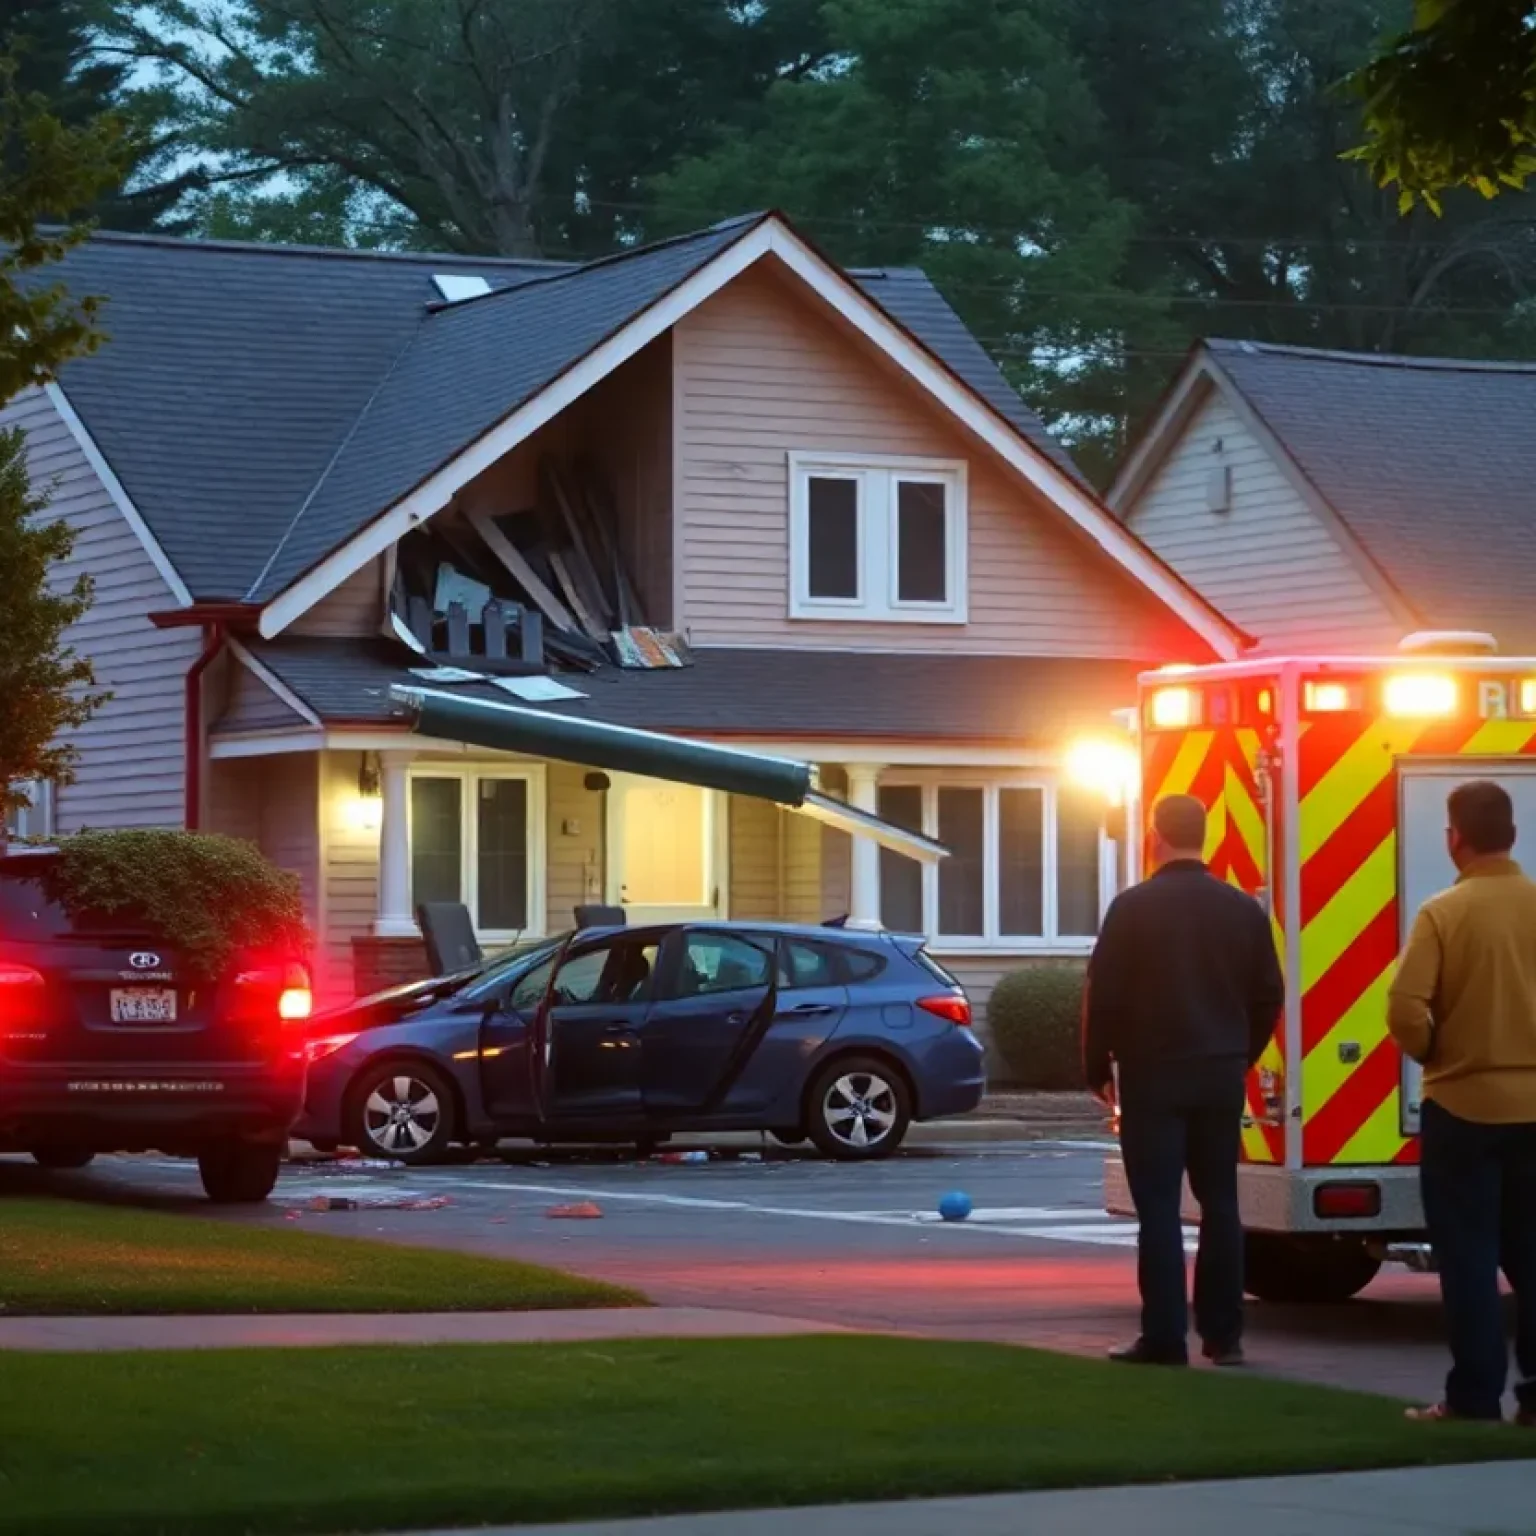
[1397,762,1536,1134]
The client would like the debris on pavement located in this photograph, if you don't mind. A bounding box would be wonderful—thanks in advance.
[655,1150,710,1164]
[301,1193,452,1213]
[545,1201,604,1219]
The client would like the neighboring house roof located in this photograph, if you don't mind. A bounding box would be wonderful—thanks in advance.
[48,215,1079,604]
[233,638,1141,745]
[1115,338,1536,650]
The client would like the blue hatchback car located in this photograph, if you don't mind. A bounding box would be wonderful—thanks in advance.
[297,922,985,1163]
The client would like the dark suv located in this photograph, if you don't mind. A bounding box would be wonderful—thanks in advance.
[0,848,310,1202]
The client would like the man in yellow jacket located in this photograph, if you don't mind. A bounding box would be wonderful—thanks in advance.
[1388,780,1536,1425]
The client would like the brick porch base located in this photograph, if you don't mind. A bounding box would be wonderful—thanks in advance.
[353,935,431,997]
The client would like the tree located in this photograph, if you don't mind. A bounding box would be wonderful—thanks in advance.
[4,0,189,230]
[0,66,123,827]
[1349,0,1536,210]
[92,0,836,257]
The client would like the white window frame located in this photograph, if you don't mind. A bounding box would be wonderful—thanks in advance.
[406,763,547,942]
[789,451,968,624]
[4,781,55,841]
[878,772,1115,955]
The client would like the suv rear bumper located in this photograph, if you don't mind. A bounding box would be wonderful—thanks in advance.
[0,1063,303,1153]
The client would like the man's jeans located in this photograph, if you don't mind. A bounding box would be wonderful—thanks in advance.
[1119,1060,1246,1358]
[1420,1098,1536,1419]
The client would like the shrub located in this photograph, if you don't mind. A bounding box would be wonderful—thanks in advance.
[987,964,1086,1090]
[43,830,309,981]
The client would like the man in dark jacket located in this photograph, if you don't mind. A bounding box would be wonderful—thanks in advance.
[1084,793,1284,1367]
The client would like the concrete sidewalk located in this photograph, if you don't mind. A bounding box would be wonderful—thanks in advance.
[0,1307,848,1352]
[394,1461,1536,1536]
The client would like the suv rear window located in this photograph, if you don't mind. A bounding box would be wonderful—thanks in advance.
[0,860,158,942]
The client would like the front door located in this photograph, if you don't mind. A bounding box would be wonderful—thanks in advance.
[1398,762,1536,1134]
[486,931,659,1121]
[642,929,776,1113]
[607,776,723,924]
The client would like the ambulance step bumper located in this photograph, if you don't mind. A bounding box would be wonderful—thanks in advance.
[1104,1156,1426,1235]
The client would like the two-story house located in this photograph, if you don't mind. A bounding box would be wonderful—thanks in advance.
[7,211,1243,1024]
[1111,338,1536,654]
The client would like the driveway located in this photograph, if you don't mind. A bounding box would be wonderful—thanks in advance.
[1,1140,1456,1404]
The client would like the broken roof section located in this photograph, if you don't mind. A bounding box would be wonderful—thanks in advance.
[48,214,1078,604]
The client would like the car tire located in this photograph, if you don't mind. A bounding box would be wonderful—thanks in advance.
[1243,1233,1382,1304]
[346,1060,457,1165]
[30,1146,95,1171]
[198,1141,282,1204]
[805,1056,912,1162]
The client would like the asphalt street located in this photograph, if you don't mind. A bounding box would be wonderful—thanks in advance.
[3,1139,1465,1405]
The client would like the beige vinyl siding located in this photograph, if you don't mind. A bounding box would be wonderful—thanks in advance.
[291,558,384,637]
[546,762,604,929]
[1124,387,1403,653]
[218,660,311,733]
[208,753,322,985]
[671,268,1187,657]
[3,387,201,829]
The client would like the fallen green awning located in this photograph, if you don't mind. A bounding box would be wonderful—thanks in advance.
[390,685,947,864]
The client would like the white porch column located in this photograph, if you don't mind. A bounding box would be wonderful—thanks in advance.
[844,763,885,929]
[374,750,417,937]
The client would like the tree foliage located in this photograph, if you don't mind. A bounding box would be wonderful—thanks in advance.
[0,61,123,818]
[1350,0,1536,210]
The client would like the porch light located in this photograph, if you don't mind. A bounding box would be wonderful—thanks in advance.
[1383,672,1457,719]
[1064,738,1139,808]
[347,753,384,833]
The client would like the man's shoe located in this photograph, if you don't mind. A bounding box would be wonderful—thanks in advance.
[1108,1338,1187,1366]
[1202,1339,1246,1367]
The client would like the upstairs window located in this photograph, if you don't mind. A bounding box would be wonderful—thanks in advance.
[790,453,967,623]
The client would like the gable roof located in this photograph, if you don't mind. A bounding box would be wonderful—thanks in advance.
[48,216,1078,604]
[1116,338,1536,649]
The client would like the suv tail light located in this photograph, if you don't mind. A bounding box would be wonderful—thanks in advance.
[232,961,312,1025]
[917,994,971,1027]
[0,962,45,1026]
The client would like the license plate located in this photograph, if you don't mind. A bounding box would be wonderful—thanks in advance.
[109,988,178,1024]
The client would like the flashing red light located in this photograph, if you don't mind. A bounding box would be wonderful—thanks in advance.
[0,963,44,988]
[917,994,972,1027]
[1313,1182,1382,1220]
[233,959,312,1025]
[0,962,45,1025]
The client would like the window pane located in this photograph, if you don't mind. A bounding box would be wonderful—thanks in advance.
[998,787,1044,937]
[477,778,529,932]
[779,938,840,990]
[806,476,859,599]
[877,785,924,934]
[937,787,985,936]
[677,933,771,997]
[411,777,462,911]
[549,938,659,1006]
[1057,791,1102,937]
[896,480,948,603]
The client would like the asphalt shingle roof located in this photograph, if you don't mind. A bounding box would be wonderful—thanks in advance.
[1208,339,1536,650]
[48,218,1080,604]
[238,638,1140,744]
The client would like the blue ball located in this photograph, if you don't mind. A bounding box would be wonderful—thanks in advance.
[938,1190,972,1222]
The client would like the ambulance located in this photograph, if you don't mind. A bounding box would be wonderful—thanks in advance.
[1095,633,1536,1303]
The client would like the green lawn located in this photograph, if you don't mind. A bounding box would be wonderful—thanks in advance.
[0,1197,640,1314]
[0,1337,1525,1536]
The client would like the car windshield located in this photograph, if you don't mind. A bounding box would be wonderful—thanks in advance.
[452,932,572,1003]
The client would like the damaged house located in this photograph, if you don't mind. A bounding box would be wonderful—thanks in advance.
[5,211,1243,1019]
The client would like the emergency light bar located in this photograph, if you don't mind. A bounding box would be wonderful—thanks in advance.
[1382,672,1458,718]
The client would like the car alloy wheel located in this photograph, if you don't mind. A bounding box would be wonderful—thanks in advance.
[360,1071,448,1161]
[818,1068,906,1157]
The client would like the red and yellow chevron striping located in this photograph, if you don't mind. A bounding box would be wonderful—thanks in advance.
[1142,716,1283,1163]
[1298,716,1536,1165]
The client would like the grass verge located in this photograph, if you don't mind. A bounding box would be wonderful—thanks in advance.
[0,1337,1525,1535]
[0,1197,640,1314]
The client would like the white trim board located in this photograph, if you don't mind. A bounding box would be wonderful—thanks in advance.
[44,382,193,607]
[256,214,1243,659]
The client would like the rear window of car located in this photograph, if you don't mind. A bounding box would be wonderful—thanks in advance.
[0,865,70,940]
[838,945,888,983]
[913,949,961,990]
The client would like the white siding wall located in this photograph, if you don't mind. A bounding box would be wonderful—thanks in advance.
[218,662,310,733]
[1125,388,1403,653]
[3,387,201,829]
[672,267,1191,658]
[292,558,383,638]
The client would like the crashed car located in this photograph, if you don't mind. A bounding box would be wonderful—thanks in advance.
[297,922,984,1163]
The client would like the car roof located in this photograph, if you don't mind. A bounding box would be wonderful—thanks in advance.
[572,920,905,947]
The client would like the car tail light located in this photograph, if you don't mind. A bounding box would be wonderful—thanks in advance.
[917,994,972,1027]
[1313,1182,1382,1220]
[0,962,45,1025]
[232,961,312,1025]
[304,1031,359,1065]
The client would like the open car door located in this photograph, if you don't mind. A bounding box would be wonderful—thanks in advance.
[528,930,579,1123]
[641,928,778,1115]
